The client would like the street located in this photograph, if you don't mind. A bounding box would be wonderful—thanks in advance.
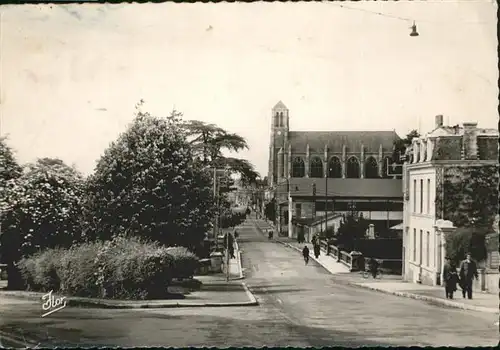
[0,219,498,348]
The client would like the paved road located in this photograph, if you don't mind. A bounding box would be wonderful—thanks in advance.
[0,219,497,347]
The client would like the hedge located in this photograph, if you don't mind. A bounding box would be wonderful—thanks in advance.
[17,236,200,300]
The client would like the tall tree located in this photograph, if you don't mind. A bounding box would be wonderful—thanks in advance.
[182,120,259,185]
[81,108,214,254]
[393,129,420,162]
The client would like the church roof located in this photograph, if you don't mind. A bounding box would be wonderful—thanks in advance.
[288,130,400,153]
[273,101,288,110]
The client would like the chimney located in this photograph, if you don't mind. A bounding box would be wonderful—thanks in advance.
[462,122,478,160]
[435,115,444,128]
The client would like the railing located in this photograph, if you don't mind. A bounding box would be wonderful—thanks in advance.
[318,240,402,274]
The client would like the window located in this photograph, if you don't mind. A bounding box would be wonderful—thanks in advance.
[413,180,417,213]
[419,230,423,264]
[420,179,423,213]
[328,157,342,178]
[427,179,431,214]
[310,157,323,178]
[426,231,430,266]
[364,157,379,178]
[413,228,416,261]
[295,203,302,218]
[292,157,305,178]
[346,157,360,178]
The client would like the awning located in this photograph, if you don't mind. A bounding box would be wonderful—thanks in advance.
[390,223,404,230]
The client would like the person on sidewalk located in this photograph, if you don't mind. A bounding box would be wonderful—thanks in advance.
[459,252,478,299]
[368,257,380,278]
[443,256,458,299]
[313,243,320,259]
[302,245,310,265]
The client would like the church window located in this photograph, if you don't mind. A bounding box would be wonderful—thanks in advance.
[279,112,283,127]
[328,157,342,178]
[364,156,379,178]
[310,157,323,178]
[346,157,360,178]
[274,112,279,127]
[292,157,305,178]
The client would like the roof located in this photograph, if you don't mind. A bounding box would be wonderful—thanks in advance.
[390,223,404,230]
[273,101,288,110]
[287,178,403,198]
[426,125,498,138]
[288,131,400,153]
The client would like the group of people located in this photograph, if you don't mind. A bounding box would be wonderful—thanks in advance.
[443,252,479,300]
[301,234,321,265]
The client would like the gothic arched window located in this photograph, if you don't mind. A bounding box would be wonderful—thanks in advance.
[382,156,391,178]
[279,112,283,127]
[364,156,379,178]
[274,112,279,127]
[346,156,360,178]
[328,157,342,178]
[292,157,305,178]
[310,157,323,178]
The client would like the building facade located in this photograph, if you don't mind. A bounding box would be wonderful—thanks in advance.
[266,101,404,239]
[402,115,499,290]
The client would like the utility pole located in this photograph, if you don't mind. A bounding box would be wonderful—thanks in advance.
[325,173,328,240]
[226,230,230,282]
[213,167,218,249]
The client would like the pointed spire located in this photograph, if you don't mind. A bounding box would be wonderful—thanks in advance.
[273,101,287,110]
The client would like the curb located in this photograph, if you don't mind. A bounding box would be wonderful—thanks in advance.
[0,283,259,309]
[273,236,499,314]
[347,282,499,314]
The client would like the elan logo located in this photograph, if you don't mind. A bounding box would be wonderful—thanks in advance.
[41,290,67,317]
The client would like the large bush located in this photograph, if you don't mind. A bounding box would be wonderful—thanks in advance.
[17,236,199,300]
[81,108,214,253]
[1,158,85,258]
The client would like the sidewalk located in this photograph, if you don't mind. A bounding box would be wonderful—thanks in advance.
[253,218,498,314]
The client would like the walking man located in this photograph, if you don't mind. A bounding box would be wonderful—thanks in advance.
[459,252,478,299]
[302,245,310,265]
[443,256,458,299]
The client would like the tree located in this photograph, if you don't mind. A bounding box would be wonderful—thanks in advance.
[182,120,259,186]
[2,158,85,255]
[445,226,489,265]
[393,129,420,162]
[0,137,23,288]
[336,211,369,252]
[81,107,215,254]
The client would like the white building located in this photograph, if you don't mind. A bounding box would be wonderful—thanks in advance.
[402,115,498,288]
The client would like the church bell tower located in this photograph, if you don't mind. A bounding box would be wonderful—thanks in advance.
[268,101,290,187]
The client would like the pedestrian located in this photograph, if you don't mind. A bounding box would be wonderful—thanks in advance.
[443,256,458,299]
[368,257,379,278]
[459,252,478,299]
[302,245,310,265]
[313,243,320,259]
[311,235,317,246]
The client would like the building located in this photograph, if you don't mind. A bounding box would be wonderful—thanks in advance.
[402,115,498,292]
[266,101,404,239]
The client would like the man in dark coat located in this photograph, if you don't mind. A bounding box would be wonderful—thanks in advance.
[443,256,458,299]
[459,252,478,299]
[313,243,320,259]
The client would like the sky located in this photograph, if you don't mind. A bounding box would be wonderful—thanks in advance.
[0,1,498,177]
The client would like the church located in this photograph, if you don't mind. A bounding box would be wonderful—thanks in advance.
[267,101,404,239]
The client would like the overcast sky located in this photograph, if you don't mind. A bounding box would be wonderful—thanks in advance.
[1,1,497,177]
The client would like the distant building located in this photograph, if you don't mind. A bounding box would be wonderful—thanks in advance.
[402,115,498,292]
[266,101,404,239]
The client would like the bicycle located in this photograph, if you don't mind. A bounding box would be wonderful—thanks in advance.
[303,255,309,265]
[362,267,383,279]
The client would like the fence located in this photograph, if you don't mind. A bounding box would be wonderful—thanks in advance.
[319,240,402,274]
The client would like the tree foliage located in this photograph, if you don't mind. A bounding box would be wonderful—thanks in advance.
[81,108,215,253]
[336,212,369,251]
[445,227,489,264]
[393,129,420,162]
[0,158,85,260]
